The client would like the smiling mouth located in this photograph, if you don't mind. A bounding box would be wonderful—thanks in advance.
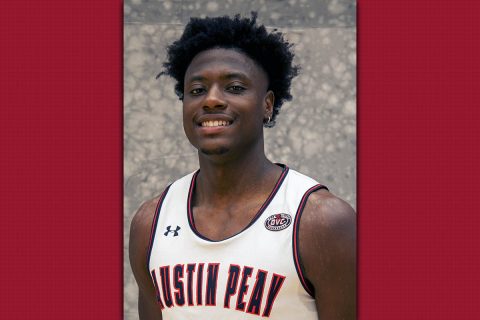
[200,120,232,127]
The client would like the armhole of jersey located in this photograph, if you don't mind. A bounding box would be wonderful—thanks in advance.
[146,184,172,273]
[292,184,329,298]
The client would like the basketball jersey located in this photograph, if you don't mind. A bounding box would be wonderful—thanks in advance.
[147,165,327,319]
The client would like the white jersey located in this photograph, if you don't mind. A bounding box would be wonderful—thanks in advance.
[147,165,327,319]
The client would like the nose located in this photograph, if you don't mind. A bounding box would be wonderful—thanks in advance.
[203,85,226,110]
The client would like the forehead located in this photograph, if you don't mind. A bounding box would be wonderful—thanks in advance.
[184,48,267,83]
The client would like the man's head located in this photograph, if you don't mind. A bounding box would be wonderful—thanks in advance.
[182,47,273,159]
[159,12,299,127]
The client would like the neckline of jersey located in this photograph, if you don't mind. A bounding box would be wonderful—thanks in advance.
[186,163,289,243]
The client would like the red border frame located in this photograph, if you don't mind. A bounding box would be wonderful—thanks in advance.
[0,1,122,318]
[358,1,480,319]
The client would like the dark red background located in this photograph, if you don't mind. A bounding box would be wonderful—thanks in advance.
[1,0,479,318]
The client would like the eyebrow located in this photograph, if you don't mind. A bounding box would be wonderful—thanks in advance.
[186,72,249,83]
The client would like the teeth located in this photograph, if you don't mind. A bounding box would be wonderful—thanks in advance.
[201,120,230,127]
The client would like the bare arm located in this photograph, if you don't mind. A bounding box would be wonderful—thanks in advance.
[299,190,356,320]
[129,198,163,320]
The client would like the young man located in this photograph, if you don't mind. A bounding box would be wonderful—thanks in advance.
[130,13,356,320]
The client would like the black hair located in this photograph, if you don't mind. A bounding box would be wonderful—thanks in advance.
[158,12,299,127]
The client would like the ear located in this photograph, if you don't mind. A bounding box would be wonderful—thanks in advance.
[264,90,275,119]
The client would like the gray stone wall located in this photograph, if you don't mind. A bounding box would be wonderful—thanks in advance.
[124,1,356,318]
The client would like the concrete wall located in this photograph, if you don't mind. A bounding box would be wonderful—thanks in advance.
[124,1,356,318]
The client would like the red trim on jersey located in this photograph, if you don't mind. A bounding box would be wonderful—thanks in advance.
[186,170,200,239]
[292,184,329,297]
[187,164,289,242]
[146,184,172,272]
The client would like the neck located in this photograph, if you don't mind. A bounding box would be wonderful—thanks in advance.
[195,143,280,206]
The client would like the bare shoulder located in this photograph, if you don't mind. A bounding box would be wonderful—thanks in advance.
[299,189,356,268]
[301,189,356,237]
[130,196,161,244]
[129,195,165,319]
[299,189,356,319]
[129,196,161,288]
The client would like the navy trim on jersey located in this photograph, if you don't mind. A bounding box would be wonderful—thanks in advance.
[186,164,289,242]
[292,184,329,297]
[146,184,172,273]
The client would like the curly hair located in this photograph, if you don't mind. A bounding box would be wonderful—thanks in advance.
[158,12,299,128]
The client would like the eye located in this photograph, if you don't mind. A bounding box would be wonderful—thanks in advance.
[189,87,205,95]
[227,85,246,94]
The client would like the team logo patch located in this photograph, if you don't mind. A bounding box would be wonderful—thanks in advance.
[264,213,292,231]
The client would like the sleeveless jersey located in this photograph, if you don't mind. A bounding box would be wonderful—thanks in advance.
[147,165,327,319]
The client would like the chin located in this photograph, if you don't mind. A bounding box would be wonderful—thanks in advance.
[200,146,230,156]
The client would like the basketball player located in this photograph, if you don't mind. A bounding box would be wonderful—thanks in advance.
[129,13,356,320]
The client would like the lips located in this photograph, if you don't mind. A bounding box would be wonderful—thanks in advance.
[196,114,234,128]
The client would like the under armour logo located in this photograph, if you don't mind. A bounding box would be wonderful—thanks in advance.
[164,225,181,237]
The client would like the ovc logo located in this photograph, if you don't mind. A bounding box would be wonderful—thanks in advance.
[264,213,292,231]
